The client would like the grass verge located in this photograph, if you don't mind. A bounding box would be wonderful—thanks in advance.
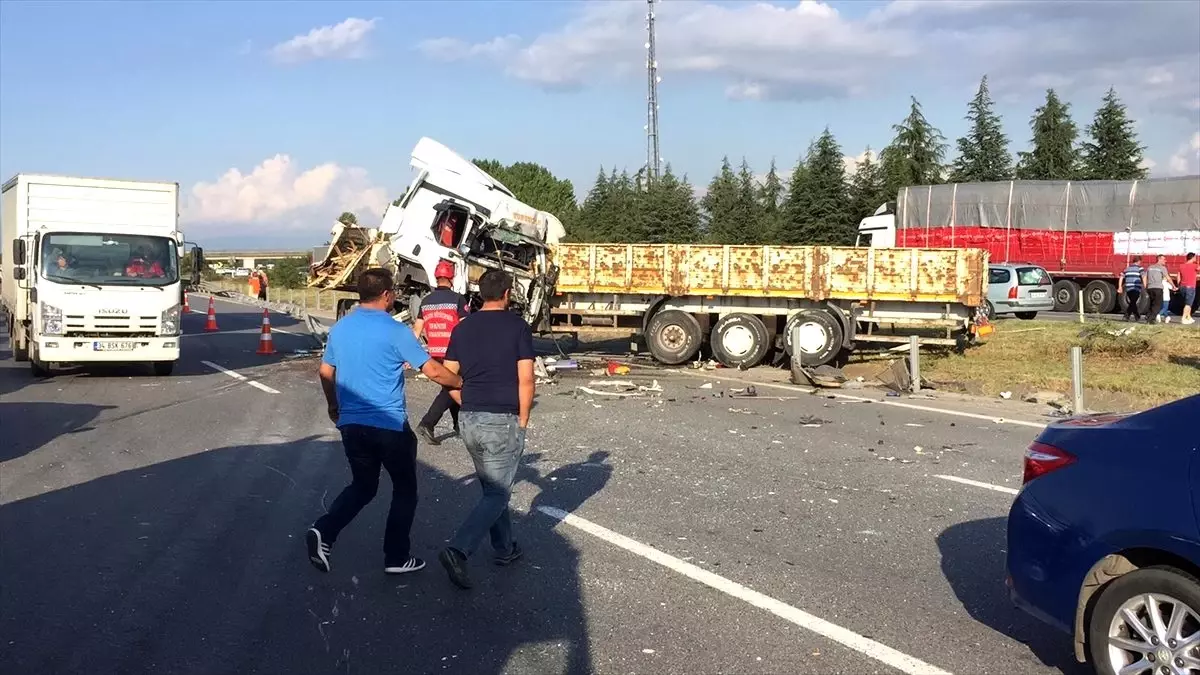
[923,319,1200,408]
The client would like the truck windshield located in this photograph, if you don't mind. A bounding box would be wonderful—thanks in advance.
[40,233,178,287]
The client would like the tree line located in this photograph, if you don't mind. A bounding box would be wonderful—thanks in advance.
[369,77,1150,247]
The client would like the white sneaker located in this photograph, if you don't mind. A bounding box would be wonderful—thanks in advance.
[1164,316,1171,324]
[1184,317,1195,325]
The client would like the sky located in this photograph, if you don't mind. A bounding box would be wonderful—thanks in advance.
[1,0,1198,249]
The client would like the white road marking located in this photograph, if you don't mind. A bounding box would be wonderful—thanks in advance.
[674,369,1047,430]
[934,474,1020,496]
[201,360,280,394]
[537,505,954,675]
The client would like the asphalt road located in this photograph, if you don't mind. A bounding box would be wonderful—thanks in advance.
[1,296,1092,675]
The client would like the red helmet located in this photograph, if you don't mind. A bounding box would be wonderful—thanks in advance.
[434,260,455,280]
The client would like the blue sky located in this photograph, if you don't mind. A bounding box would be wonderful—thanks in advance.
[2,0,1197,249]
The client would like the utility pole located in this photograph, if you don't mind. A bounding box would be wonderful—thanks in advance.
[645,0,661,185]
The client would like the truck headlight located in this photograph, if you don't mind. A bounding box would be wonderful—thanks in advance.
[41,304,63,336]
[161,304,182,336]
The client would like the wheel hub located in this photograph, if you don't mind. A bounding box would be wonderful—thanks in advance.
[1106,592,1200,675]
[722,325,754,357]
[660,324,687,350]
[795,322,828,354]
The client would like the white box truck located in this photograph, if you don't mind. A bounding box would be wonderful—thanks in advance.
[1,174,204,376]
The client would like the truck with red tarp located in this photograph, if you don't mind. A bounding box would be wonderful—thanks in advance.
[856,177,1200,315]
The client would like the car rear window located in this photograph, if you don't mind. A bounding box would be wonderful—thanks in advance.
[1017,267,1051,286]
[988,268,1012,284]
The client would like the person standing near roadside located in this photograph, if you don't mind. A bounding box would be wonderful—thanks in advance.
[1180,252,1198,325]
[307,268,463,576]
[413,260,469,445]
[436,269,536,589]
[1118,256,1147,322]
[1146,255,1171,323]
[256,269,269,302]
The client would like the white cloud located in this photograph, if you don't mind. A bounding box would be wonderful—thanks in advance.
[416,0,1199,115]
[842,148,880,175]
[1166,132,1200,175]
[270,18,378,65]
[185,155,389,230]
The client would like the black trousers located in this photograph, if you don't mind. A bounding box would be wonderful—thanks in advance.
[419,357,460,430]
[1147,288,1164,320]
[1123,289,1142,320]
[314,423,418,565]
[257,289,268,301]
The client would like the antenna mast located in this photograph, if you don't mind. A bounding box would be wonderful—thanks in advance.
[645,0,661,185]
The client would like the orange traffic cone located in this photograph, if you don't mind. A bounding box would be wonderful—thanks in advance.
[256,309,275,355]
[204,296,220,332]
[182,293,191,314]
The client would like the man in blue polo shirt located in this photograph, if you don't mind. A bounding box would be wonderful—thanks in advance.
[1118,256,1147,322]
[306,268,462,575]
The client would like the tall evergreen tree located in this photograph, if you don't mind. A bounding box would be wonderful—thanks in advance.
[1079,88,1148,180]
[950,76,1013,182]
[638,165,702,244]
[1015,89,1081,180]
[701,157,742,244]
[881,97,948,195]
[571,167,613,242]
[782,129,852,245]
[756,159,785,243]
[734,159,765,244]
[848,147,889,224]
[606,169,639,242]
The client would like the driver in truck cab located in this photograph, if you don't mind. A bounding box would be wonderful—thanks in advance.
[46,248,75,275]
[125,246,165,278]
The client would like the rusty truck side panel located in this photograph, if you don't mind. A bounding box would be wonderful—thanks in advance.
[553,244,986,306]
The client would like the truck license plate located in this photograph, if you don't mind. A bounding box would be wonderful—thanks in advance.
[94,340,136,352]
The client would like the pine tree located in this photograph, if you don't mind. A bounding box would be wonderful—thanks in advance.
[782,129,852,245]
[950,76,1013,182]
[881,97,948,195]
[848,147,889,225]
[756,159,785,243]
[1079,87,1147,180]
[606,169,639,242]
[572,168,613,242]
[638,165,701,244]
[1015,89,1081,180]
[734,159,765,244]
[701,157,742,244]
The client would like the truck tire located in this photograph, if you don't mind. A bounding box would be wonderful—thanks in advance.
[1082,280,1117,314]
[710,313,770,369]
[30,359,50,378]
[1053,280,1080,312]
[783,310,843,368]
[153,362,175,376]
[645,309,703,365]
[1116,289,1152,316]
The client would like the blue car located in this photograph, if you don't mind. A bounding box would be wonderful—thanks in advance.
[1007,394,1200,675]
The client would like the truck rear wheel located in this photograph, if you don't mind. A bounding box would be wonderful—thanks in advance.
[784,310,843,368]
[646,309,702,365]
[1083,280,1116,314]
[1053,280,1080,312]
[710,313,769,369]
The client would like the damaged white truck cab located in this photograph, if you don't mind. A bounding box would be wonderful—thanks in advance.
[310,138,564,327]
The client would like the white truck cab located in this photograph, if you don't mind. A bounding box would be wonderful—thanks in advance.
[855,201,898,248]
[1,174,204,377]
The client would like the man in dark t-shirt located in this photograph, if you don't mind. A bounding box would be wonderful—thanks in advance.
[413,260,469,444]
[437,268,536,589]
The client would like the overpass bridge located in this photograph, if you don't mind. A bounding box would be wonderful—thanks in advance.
[204,249,320,269]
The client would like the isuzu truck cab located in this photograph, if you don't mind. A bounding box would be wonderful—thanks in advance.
[1,174,203,377]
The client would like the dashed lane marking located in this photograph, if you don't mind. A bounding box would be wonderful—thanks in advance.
[537,505,954,675]
[934,474,1020,496]
[200,360,280,394]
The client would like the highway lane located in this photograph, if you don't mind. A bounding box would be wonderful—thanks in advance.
[1,298,1090,675]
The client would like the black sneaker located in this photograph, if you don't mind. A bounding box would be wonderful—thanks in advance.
[416,425,440,446]
[306,528,331,573]
[439,547,473,589]
[384,557,426,575]
[494,541,523,566]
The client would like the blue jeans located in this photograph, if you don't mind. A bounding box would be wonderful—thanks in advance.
[448,411,526,557]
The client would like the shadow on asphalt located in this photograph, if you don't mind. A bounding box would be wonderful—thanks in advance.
[0,401,115,462]
[0,437,597,675]
[937,517,1089,675]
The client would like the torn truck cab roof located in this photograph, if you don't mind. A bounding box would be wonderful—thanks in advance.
[406,137,567,246]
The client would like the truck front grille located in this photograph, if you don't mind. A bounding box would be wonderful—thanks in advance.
[64,314,159,336]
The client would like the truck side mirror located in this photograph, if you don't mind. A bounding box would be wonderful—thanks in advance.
[13,267,26,281]
[190,246,204,285]
[12,239,26,266]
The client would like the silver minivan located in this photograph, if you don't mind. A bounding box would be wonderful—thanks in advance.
[984,263,1055,320]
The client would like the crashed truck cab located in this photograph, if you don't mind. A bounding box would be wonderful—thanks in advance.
[310,137,564,329]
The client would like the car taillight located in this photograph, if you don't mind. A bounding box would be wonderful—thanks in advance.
[1022,441,1076,484]
[1008,285,1018,299]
